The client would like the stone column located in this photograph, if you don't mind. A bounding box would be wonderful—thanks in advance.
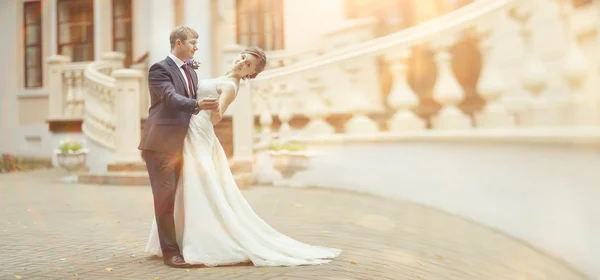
[132,0,150,61]
[112,69,143,163]
[148,0,175,66]
[184,0,212,79]
[41,0,53,86]
[49,0,58,56]
[102,52,126,72]
[94,0,113,61]
[232,82,254,163]
[0,0,19,154]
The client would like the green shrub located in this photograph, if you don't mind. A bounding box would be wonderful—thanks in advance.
[58,140,84,154]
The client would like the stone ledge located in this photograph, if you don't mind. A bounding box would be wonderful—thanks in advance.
[78,171,254,189]
[47,118,83,133]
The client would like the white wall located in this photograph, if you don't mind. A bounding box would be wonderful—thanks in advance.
[147,0,175,66]
[283,0,346,53]
[294,141,600,279]
[0,1,19,155]
[184,0,213,80]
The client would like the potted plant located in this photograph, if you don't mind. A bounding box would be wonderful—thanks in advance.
[267,139,313,187]
[54,139,89,183]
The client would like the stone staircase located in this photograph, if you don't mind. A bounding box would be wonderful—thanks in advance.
[78,160,254,189]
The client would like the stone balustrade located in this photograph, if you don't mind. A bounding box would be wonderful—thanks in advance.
[47,56,90,121]
[238,0,599,149]
[47,51,144,164]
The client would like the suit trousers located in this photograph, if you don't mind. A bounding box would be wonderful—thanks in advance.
[142,149,183,258]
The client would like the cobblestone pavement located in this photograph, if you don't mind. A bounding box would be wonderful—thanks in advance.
[0,169,587,280]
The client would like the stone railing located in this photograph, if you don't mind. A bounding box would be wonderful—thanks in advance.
[47,56,91,120]
[223,44,325,72]
[46,51,144,164]
[82,52,143,163]
[232,0,600,277]
[264,49,325,70]
[82,60,117,150]
[241,0,599,145]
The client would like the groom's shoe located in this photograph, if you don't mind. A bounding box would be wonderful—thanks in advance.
[164,255,190,268]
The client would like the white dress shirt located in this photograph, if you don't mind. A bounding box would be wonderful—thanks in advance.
[168,54,191,95]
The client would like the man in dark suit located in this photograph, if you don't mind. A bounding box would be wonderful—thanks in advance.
[138,25,218,268]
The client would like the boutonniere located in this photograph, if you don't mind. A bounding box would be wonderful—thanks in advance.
[185,59,201,70]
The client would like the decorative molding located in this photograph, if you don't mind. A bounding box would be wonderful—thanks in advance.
[17,89,49,98]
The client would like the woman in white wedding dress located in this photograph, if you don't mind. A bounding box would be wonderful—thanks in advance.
[146,47,341,267]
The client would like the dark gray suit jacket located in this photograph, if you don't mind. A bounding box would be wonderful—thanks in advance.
[138,56,200,154]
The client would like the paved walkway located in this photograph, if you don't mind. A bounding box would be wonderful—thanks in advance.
[0,169,586,280]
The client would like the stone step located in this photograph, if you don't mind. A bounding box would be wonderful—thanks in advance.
[107,162,146,172]
[108,159,253,174]
[78,171,254,189]
[78,171,149,185]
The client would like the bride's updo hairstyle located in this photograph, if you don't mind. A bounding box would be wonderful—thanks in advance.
[242,46,267,80]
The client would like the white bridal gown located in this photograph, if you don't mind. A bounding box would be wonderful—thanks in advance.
[146,78,341,266]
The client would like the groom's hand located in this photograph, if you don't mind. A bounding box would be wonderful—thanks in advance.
[197,97,219,111]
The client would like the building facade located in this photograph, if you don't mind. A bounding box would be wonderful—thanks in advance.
[0,0,596,160]
[0,0,470,159]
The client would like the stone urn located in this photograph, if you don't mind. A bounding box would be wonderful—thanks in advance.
[54,142,89,183]
[269,150,313,187]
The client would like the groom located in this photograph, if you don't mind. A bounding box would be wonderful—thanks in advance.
[138,25,218,268]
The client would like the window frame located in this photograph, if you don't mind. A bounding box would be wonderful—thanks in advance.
[23,0,43,88]
[112,0,133,67]
[56,0,95,62]
[235,0,284,51]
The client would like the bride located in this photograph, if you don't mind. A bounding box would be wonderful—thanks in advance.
[146,46,341,267]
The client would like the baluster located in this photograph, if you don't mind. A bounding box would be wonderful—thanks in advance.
[255,86,274,144]
[385,49,425,131]
[250,84,281,186]
[276,83,294,138]
[74,70,85,118]
[302,75,335,135]
[108,83,117,147]
[510,4,554,127]
[259,110,273,144]
[475,14,515,128]
[559,0,597,126]
[341,62,379,134]
[430,36,472,129]
[64,71,76,117]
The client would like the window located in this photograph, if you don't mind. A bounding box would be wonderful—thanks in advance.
[57,0,94,62]
[112,0,132,67]
[236,0,284,51]
[24,1,43,88]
